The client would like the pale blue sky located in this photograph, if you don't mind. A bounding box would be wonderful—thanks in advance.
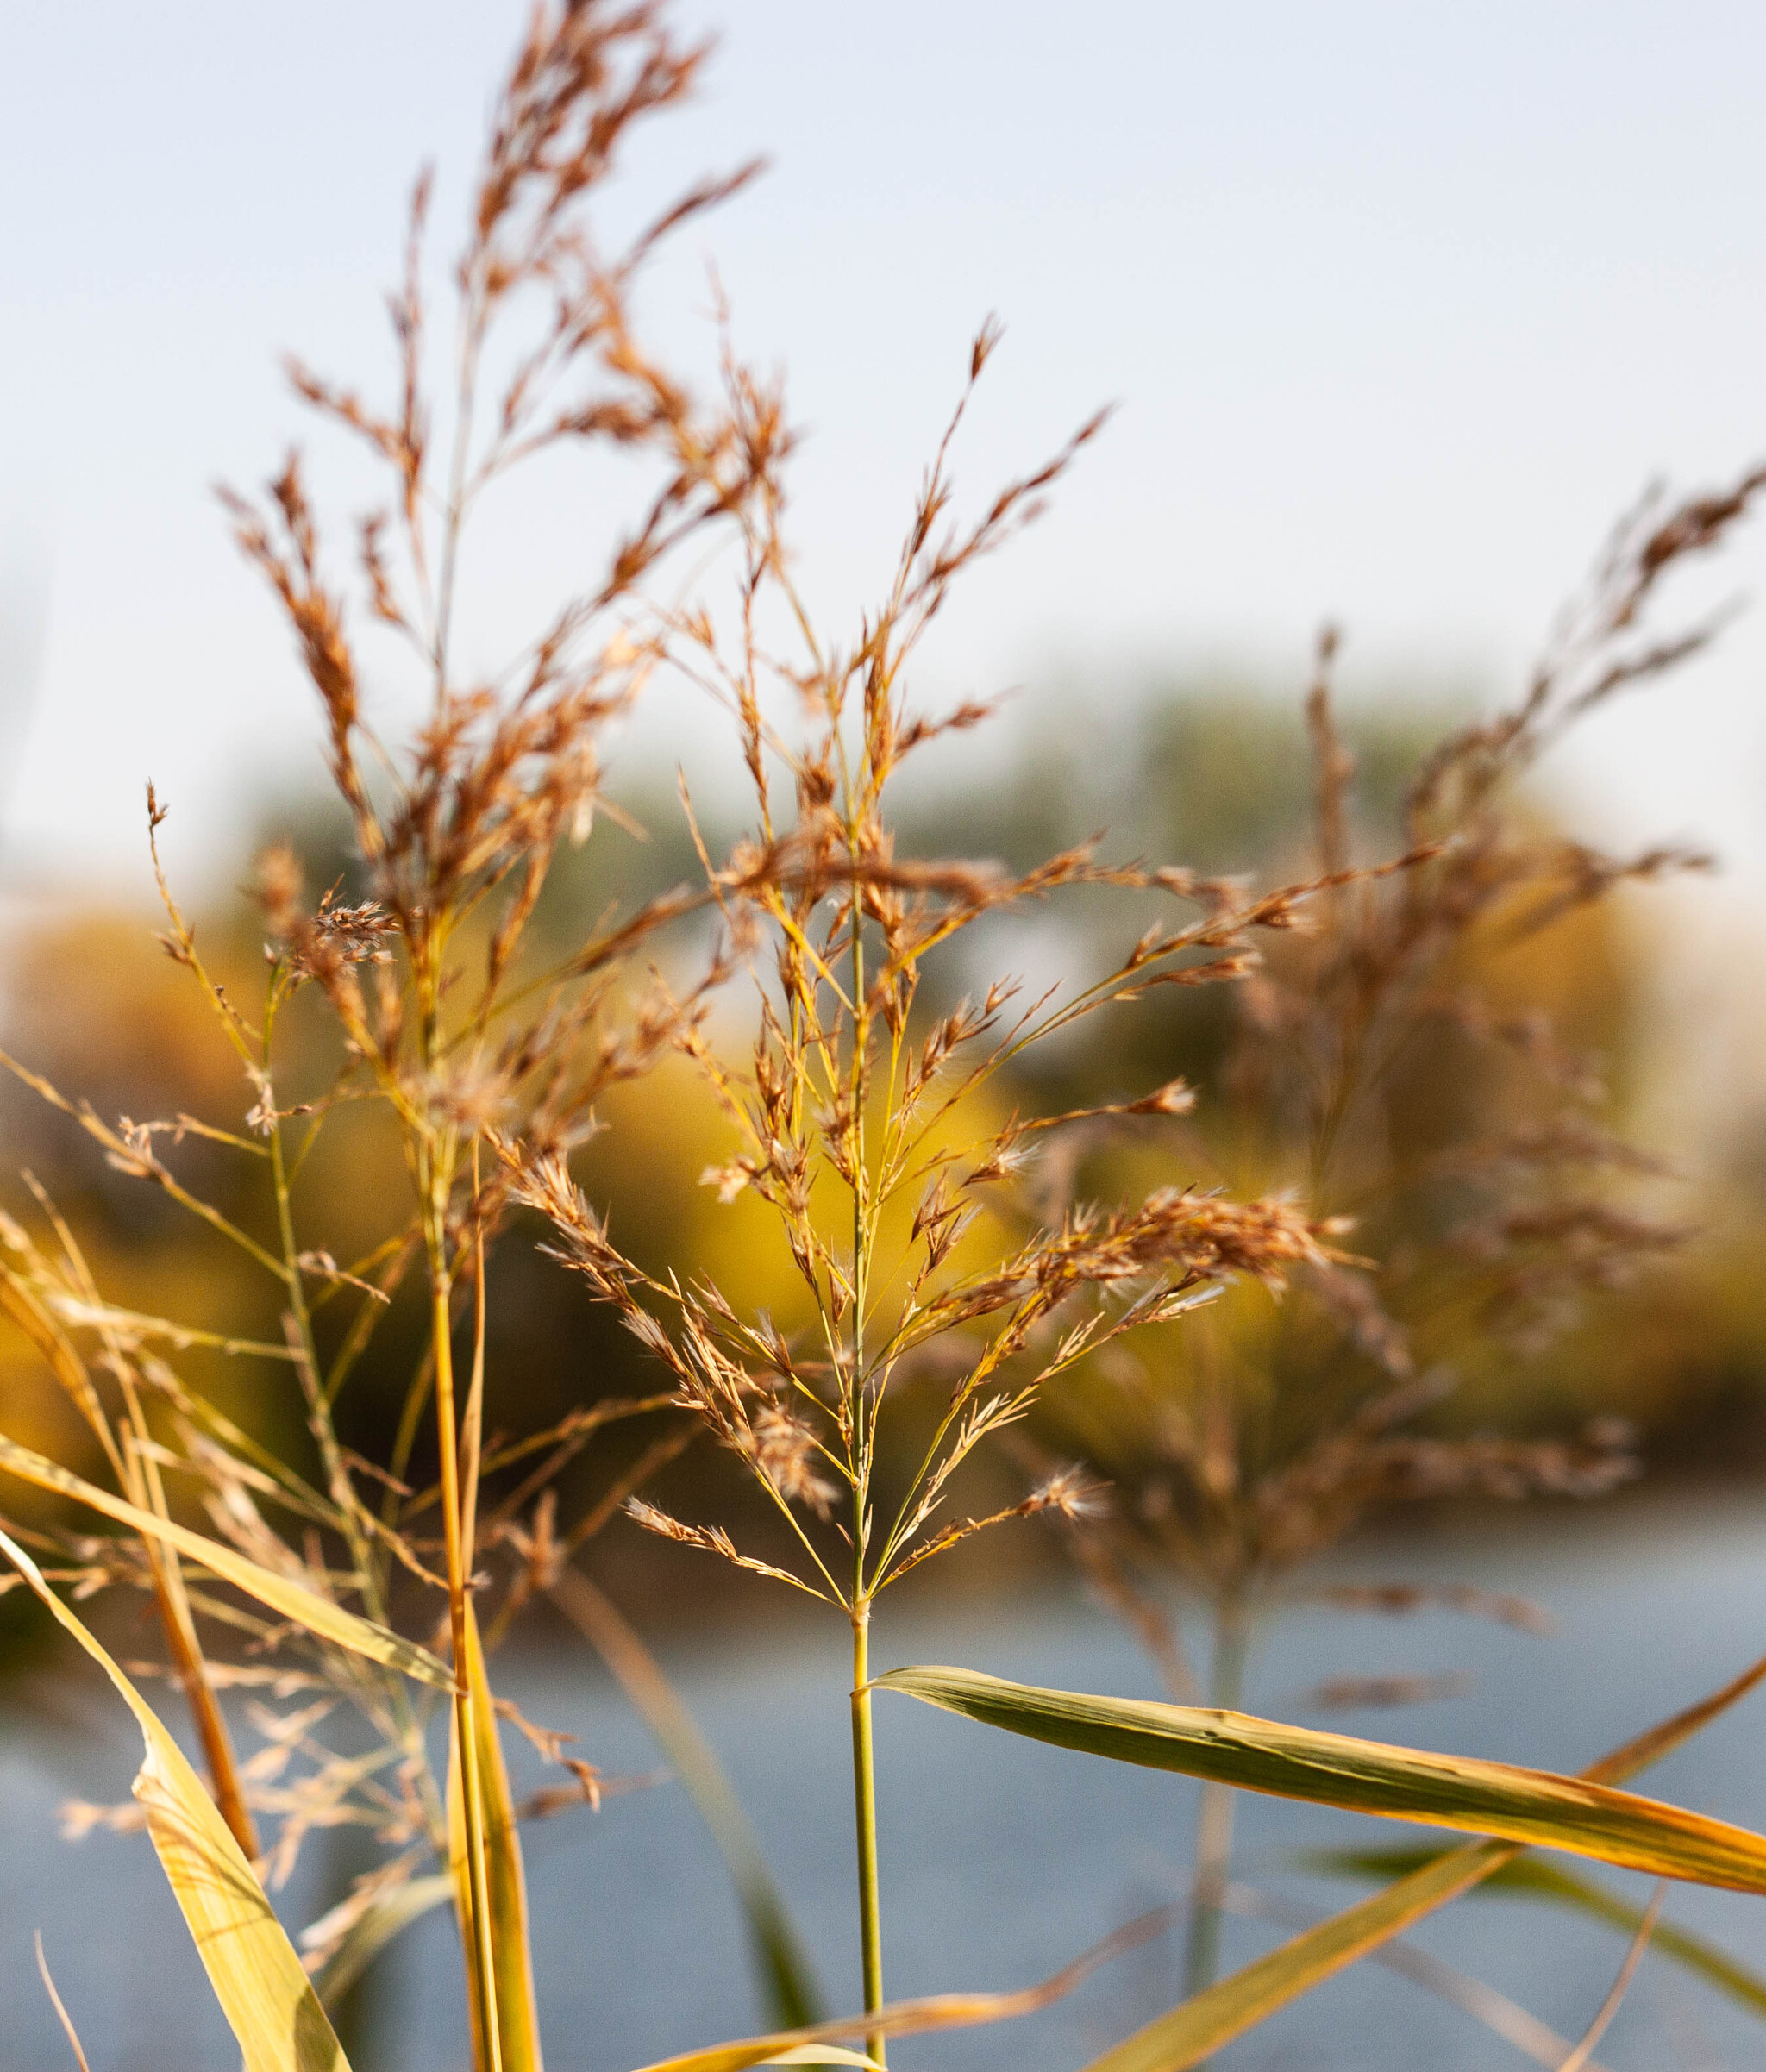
[4,1,1766,888]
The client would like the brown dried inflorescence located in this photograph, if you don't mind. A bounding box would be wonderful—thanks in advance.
[0,3,793,2013]
[504,306,1406,1622]
[1027,463,1764,1743]
[221,13,785,1137]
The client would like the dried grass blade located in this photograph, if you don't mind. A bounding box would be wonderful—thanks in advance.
[1090,1842,1517,2072]
[448,1602,543,2072]
[625,1903,1177,2072]
[311,1876,454,2009]
[0,1268,116,1460]
[0,1432,453,1691]
[1300,1845,1766,2018]
[1221,1883,1606,2072]
[1557,1883,1663,2072]
[875,1666,1766,1889]
[34,1932,93,2072]
[548,1565,824,2028]
[1074,1639,1766,2072]
[1,1529,351,2072]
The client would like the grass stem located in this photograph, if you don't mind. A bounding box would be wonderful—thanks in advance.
[1183,1591,1249,2012]
[429,1230,504,2072]
[851,1602,886,2067]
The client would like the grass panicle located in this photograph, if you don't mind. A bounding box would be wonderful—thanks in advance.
[2,6,1765,2070]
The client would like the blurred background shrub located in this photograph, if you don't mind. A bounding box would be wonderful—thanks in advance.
[5,668,1759,1649]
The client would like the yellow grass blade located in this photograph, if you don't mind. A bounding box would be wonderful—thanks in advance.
[1105,1843,1524,2072]
[0,1430,453,1692]
[623,1904,1176,2072]
[1220,1881,1609,2072]
[0,1527,351,2072]
[1074,1640,1766,2072]
[448,1601,543,2072]
[875,1665,1766,1889]
[1302,1845,1766,2018]
[311,1875,454,2009]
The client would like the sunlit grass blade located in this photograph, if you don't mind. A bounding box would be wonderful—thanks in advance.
[448,1601,543,2072]
[1222,1881,1602,2072]
[1073,1640,1766,2072]
[548,1565,825,2028]
[1301,1844,1766,2018]
[0,1430,453,1691]
[3,1248,261,1853]
[624,1904,1177,2072]
[311,1875,454,2010]
[1099,1840,1525,2072]
[875,1665,1766,1888]
[0,1527,352,2072]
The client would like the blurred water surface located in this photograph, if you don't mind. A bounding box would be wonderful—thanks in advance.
[5,1497,1766,2071]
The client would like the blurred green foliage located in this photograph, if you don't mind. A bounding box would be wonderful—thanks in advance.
[2,676,1760,1643]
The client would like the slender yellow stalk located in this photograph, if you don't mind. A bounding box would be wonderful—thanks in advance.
[429,1214,504,2072]
[850,1603,886,2067]
[460,1155,488,1565]
[847,862,888,2065]
[409,922,501,2066]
